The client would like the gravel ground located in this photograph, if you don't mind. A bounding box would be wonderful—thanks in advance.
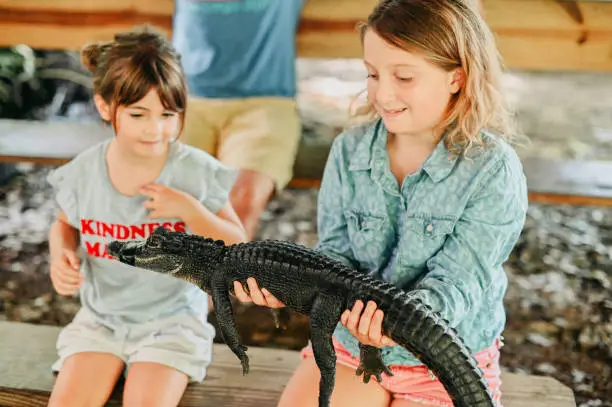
[0,164,610,406]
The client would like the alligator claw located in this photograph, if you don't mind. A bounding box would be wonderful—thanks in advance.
[356,344,394,384]
[239,345,249,375]
[355,360,393,383]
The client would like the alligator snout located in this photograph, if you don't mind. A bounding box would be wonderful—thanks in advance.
[107,240,145,266]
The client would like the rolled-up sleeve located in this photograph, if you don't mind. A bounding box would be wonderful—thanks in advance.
[314,138,358,269]
[411,156,528,326]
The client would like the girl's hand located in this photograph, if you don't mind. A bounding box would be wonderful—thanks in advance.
[50,248,84,296]
[140,183,198,220]
[341,300,396,347]
[233,277,286,309]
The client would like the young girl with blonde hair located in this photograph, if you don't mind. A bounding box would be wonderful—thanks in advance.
[237,1,527,406]
[46,26,246,407]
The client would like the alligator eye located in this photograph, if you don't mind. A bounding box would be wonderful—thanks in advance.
[148,236,161,249]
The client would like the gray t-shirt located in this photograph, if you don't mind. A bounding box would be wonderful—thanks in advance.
[47,139,237,329]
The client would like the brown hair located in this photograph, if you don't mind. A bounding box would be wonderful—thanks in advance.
[354,0,517,156]
[80,25,187,135]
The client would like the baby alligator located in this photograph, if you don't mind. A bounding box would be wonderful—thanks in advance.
[108,227,494,407]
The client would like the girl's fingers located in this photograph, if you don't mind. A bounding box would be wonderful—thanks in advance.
[147,209,161,219]
[340,310,350,326]
[358,301,377,337]
[368,309,384,344]
[261,288,284,308]
[346,300,364,332]
[233,281,252,303]
[246,277,266,306]
[57,267,82,285]
[51,273,79,295]
[51,265,77,287]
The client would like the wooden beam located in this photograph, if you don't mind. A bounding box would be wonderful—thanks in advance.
[0,0,611,71]
[0,320,577,407]
[484,0,612,71]
[555,0,587,43]
[556,0,584,24]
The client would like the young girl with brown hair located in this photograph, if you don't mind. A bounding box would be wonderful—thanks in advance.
[46,26,246,407]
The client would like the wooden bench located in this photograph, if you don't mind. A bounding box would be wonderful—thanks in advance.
[0,321,576,407]
[2,119,612,207]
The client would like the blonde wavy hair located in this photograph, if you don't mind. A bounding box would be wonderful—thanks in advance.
[352,0,517,156]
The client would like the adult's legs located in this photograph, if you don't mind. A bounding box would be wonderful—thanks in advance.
[218,97,301,239]
[229,169,275,239]
[181,96,301,240]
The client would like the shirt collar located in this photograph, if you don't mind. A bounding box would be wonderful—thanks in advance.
[348,119,459,183]
[347,120,380,172]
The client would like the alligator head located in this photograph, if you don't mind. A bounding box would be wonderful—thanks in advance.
[107,226,225,287]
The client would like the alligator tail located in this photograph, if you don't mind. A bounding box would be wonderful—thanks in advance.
[381,293,496,407]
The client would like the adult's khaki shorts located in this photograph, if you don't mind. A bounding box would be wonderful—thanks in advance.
[181,96,302,191]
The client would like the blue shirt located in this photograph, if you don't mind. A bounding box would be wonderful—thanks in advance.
[315,119,528,366]
[172,0,305,99]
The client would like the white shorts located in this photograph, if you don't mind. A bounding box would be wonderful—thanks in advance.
[51,307,215,383]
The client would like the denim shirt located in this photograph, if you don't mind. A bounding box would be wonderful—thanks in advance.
[315,119,528,366]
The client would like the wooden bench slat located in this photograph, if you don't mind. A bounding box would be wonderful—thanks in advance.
[0,120,112,163]
[521,157,612,206]
[0,321,576,407]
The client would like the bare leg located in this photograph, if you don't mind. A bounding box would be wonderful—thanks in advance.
[229,169,275,240]
[391,400,435,407]
[122,362,189,407]
[278,355,390,407]
[48,352,125,407]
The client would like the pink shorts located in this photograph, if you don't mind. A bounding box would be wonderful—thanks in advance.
[301,337,503,407]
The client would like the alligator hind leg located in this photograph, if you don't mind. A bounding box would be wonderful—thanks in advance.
[356,344,394,384]
[211,272,249,375]
[309,292,344,407]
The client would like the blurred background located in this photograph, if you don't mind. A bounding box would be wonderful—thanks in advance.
[0,0,610,406]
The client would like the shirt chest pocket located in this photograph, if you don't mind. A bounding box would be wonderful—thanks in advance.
[345,211,392,271]
[401,216,456,268]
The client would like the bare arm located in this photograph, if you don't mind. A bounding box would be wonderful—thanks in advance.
[49,211,80,258]
[182,200,247,245]
[140,183,247,245]
[48,211,83,296]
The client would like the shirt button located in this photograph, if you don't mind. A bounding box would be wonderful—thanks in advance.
[426,224,434,232]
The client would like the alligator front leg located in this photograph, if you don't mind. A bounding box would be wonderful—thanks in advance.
[355,344,394,384]
[309,292,344,407]
[211,272,249,375]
